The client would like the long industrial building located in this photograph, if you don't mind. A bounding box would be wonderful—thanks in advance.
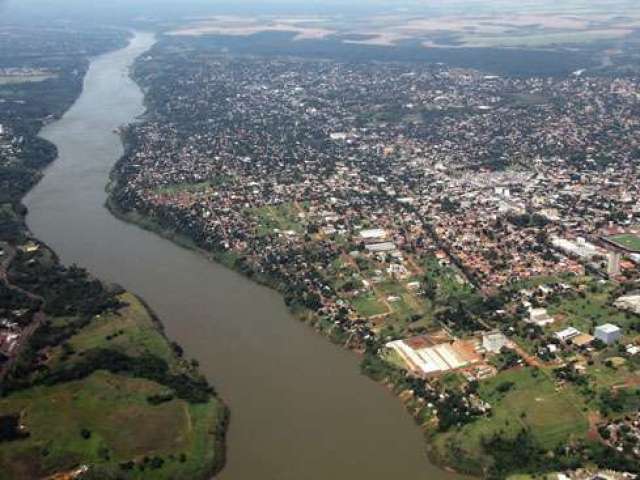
[386,336,479,376]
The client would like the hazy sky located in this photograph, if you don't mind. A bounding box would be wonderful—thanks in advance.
[1,0,399,20]
[3,0,634,27]
[1,0,475,25]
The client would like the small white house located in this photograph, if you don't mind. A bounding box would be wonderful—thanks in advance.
[527,308,555,327]
[555,327,580,343]
[594,324,622,345]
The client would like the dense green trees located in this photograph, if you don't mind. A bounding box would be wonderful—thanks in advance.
[8,348,214,404]
[0,414,29,442]
[8,254,121,317]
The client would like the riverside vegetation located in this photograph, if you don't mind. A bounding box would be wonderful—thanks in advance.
[0,27,227,479]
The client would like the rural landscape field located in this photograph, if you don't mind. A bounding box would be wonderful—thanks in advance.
[169,0,640,49]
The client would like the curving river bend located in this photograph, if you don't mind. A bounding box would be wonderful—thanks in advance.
[24,32,462,480]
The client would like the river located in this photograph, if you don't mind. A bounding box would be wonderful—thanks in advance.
[24,32,462,480]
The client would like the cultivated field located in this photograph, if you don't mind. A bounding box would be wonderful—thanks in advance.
[167,1,640,49]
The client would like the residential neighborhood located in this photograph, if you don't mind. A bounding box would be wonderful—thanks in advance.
[108,41,640,477]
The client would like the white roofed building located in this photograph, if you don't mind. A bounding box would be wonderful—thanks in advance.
[482,332,507,354]
[614,294,640,315]
[555,327,581,342]
[527,308,555,327]
[359,228,387,241]
[595,324,622,345]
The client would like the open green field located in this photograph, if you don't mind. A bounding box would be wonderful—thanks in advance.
[588,355,640,390]
[352,291,387,317]
[432,368,588,471]
[546,284,636,334]
[607,234,640,252]
[152,176,232,196]
[47,293,174,368]
[0,293,226,479]
[251,203,304,236]
[376,278,436,330]
[154,181,213,195]
[423,256,474,302]
[0,371,223,480]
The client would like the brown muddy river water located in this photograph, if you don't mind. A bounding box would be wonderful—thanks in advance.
[24,32,463,480]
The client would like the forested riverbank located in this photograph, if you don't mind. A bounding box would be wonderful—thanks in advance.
[0,30,228,480]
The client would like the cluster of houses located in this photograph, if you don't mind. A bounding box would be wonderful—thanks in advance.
[601,412,640,460]
[116,55,640,334]
[109,52,640,463]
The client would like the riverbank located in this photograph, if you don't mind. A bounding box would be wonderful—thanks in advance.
[0,288,229,480]
[25,28,487,480]
[106,194,357,344]
[106,170,476,477]
[0,32,228,480]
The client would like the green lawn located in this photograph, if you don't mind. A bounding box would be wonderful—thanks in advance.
[588,353,638,389]
[46,293,174,370]
[608,234,640,252]
[547,286,636,335]
[153,178,229,195]
[352,292,387,317]
[251,203,304,236]
[432,368,588,471]
[377,281,417,317]
[422,255,475,304]
[0,371,223,480]
[480,368,588,447]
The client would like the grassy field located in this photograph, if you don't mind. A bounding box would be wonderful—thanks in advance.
[607,234,640,252]
[154,181,214,195]
[546,285,636,334]
[588,357,636,390]
[252,203,305,236]
[47,293,175,368]
[352,291,387,317]
[376,278,435,329]
[0,371,223,480]
[0,294,226,479]
[152,177,232,196]
[432,368,588,470]
[423,256,474,302]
